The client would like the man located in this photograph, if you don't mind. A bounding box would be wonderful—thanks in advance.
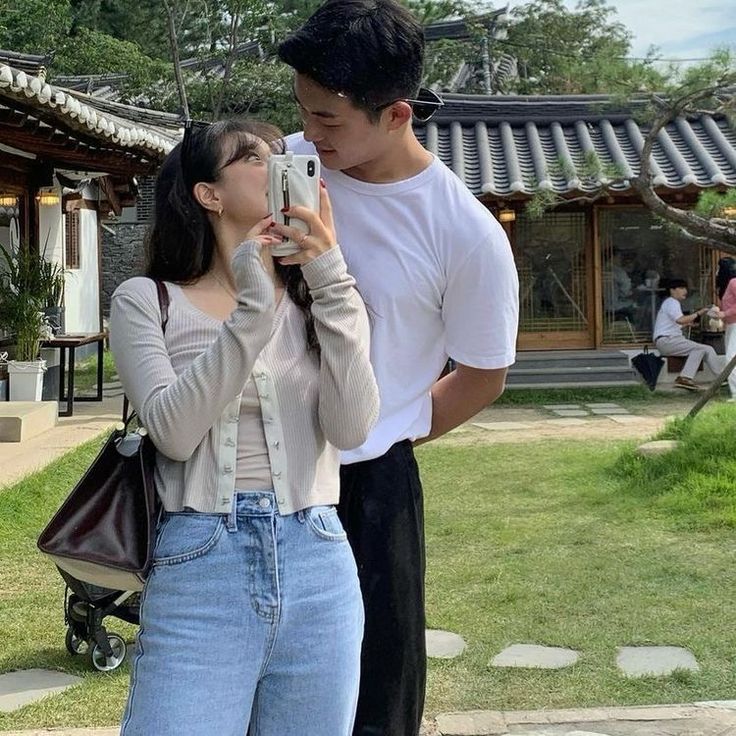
[278,2,519,734]
[654,278,719,390]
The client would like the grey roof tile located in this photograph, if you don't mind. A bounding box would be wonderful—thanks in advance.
[417,93,736,196]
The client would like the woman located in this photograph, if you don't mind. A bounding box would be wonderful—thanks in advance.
[109,119,379,736]
[715,257,736,400]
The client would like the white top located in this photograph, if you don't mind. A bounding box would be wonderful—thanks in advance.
[109,242,379,514]
[236,374,271,490]
[654,296,685,339]
[287,134,519,463]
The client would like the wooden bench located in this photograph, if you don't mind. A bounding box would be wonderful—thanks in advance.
[665,356,702,373]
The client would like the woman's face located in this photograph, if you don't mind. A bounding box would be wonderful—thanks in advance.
[212,134,272,228]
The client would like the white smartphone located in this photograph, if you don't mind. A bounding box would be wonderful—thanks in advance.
[267,152,321,256]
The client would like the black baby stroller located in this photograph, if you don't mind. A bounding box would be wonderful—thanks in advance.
[60,567,139,672]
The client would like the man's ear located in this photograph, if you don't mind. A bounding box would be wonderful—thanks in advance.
[385,101,413,130]
[193,182,221,214]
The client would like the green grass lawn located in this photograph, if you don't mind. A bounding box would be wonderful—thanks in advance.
[2,411,736,729]
[72,350,117,394]
[421,433,736,714]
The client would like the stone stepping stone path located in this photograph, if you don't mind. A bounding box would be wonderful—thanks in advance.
[426,629,466,659]
[637,439,680,456]
[543,403,631,419]
[472,421,532,431]
[0,669,82,712]
[491,643,580,669]
[616,645,699,677]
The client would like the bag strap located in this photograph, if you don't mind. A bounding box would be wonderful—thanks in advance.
[122,279,170,423]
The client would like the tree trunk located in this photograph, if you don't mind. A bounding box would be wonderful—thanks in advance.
[163,0,190,119]
[687,352,736,418]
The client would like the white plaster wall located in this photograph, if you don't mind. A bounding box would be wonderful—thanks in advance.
[37,193,63,262]
[63,206,100,333]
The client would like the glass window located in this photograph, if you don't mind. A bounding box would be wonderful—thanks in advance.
[598,207,711,344]
[516,211,588,333]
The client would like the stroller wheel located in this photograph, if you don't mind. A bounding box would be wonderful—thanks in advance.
[90,633,127,672]
[65,627,89,656]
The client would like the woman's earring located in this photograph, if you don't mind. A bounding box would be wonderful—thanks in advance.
[217,207,224,218]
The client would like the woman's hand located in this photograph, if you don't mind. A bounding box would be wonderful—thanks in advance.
[267,182,337,266]
[243,214,283,249]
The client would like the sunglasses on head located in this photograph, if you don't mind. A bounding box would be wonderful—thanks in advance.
[373,87,444,122]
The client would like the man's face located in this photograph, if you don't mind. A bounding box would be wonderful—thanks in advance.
[293,74,393,174]
[672,286,688,300]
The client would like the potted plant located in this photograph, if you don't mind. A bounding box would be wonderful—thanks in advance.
[38,255,66,334]
[0,243,52,400]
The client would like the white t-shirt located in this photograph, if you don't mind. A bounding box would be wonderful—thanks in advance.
[654,296,684,339]
[287,134,519,463]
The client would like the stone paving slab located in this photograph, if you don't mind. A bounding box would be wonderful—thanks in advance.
[436,703,736,736]
[551,410,589,417]
[491,644,579,669]
[616,646,699,677]
[472,422,533,431]
[0,731,117,736]
[0,670,83,713]
[0,396,122,490]
[637,440,680,457]
[584,403,625,409]
[604,415,648,425]
[541,419,588,427]
[589,408,630,415]
[426,629,466,658]
[543,405,584,410]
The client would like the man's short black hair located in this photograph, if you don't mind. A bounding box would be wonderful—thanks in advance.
[278,0,425,117]
[667,278,688,290]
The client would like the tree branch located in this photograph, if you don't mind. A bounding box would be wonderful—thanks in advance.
[163,0,190,119]
[213,8,241,119]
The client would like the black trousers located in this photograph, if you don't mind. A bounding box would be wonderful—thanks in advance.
[338,440,426,736]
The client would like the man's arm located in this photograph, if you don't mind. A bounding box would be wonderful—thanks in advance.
[414,362,508,445]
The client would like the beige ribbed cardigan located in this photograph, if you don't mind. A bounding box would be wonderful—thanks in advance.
[109,241,379,514]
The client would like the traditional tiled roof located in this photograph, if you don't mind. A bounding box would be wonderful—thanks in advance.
[0,60,179,158]
[0,49,54,75]
[415,93,736,198]
[48,42,263,102]
[424,9,508,42]
[50,72,131,98]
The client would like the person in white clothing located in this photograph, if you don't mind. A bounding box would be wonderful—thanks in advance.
[654,278,719,390]
[278,3,519,734]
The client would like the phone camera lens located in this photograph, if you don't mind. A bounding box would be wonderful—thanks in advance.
[307,161,315,176]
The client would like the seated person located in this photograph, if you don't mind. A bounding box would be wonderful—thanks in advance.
[653,278,720,390]
[605,252,636,322]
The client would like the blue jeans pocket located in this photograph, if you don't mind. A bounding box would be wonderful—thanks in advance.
[304,505,348,542]
[153,513,225,566]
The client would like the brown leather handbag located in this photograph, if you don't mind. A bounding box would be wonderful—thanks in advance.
[37,281,169,592]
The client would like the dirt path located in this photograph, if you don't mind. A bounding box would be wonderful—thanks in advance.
[436,396,697,446]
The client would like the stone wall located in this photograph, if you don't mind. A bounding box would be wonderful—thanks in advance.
[100,176,154,317]
[101,222,147,317]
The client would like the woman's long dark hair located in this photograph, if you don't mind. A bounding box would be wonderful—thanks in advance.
[146,119,318,351]
[716,257,736,300]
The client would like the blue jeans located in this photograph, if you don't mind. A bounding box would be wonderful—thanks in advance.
[121,491,364,736]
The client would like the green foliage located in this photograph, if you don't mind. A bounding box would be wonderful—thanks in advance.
[0,0,71,54]
[695,189,736,220]
[614,404,736,529]
[505,0,667,95]
[53,27,169,93]
[0,244,50,361]
[496,384,655,405]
